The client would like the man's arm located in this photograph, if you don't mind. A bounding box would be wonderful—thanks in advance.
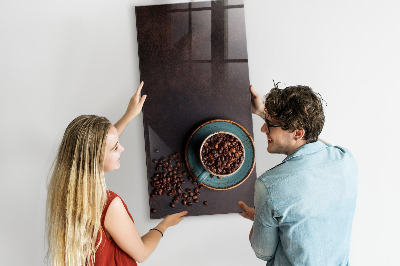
[249,85,266,119]
[249,179,279,261]
[237,201,255,240]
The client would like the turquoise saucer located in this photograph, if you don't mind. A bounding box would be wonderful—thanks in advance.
[185,119,255,190]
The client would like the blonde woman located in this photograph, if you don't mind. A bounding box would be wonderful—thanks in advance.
[46,82,187,266]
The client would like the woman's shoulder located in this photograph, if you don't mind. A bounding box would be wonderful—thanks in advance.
[106,190,128,206]
[107,190,119,201]
[102,190,122,224]
[105,190,134,222]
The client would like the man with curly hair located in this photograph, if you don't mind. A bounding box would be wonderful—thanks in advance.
[238,84,358,266]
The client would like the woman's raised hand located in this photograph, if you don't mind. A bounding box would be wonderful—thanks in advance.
[125,81,147,120]
[114,82,147,136]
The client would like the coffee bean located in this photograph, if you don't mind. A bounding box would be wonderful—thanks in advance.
[148,151,199,212]
[204,201,209,206]
[154,149,159,153]
[194,199,199,203]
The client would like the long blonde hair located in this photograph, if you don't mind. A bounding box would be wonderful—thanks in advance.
[46,115,111,266]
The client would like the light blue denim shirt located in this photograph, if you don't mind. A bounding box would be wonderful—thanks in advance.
[250,141,357,266]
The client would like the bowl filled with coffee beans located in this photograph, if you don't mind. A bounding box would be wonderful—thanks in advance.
[197,131,245,184]
[185,119,255,190]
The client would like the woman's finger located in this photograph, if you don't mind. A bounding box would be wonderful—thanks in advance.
[179,211,188,217]
[136,81,144,95]
[139,94,147,106]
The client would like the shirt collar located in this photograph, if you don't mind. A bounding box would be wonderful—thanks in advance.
[283,141,327,163]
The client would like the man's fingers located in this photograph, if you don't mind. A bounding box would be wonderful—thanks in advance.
[249,85,258,98]
[238,211,247,218]
[238,200,249,211]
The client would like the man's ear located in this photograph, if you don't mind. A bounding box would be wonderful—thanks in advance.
[294,129,305,141]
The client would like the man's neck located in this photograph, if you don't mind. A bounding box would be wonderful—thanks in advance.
[286,140,307,155]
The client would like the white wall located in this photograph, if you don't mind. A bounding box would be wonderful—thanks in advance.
[1,0,399,265]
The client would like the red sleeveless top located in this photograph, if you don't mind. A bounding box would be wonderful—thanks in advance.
[94,190,138,266]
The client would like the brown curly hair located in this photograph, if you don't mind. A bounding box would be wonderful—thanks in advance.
[264,85,325,143]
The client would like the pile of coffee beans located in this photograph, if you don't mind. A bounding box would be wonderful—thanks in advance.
[201,133,244,175]
[149,151,208,213]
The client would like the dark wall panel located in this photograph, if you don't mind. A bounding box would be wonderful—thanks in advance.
[136,0,256,218]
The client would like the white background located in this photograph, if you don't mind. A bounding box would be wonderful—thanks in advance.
[1,0,399,265]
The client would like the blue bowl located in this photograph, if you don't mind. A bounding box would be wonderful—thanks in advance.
[185,119,255,190]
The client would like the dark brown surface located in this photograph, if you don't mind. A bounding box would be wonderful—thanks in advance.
[135,0,256,219]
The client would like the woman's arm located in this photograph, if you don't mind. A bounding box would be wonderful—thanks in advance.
[114,81,147,137]
[104,197,187,263]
